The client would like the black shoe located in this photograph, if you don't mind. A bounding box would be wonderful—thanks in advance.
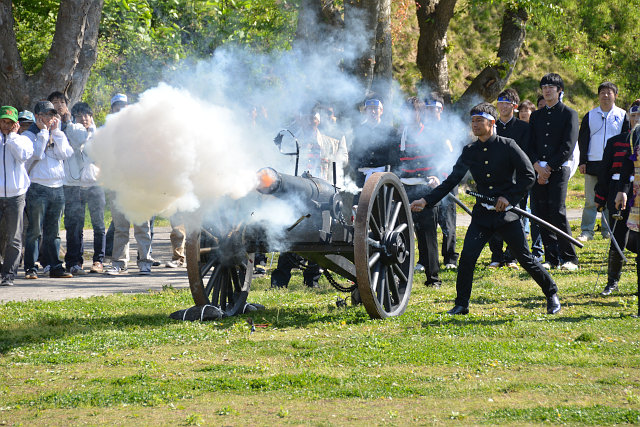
[50,269,73,278]
[425,280,442,289]
[546,293,561,314]
[253,266,266,275]
[447,305,469,315]
[0,277,13,286]
[600,282,619,296]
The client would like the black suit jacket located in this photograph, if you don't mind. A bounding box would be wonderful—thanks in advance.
[528,101,579,170]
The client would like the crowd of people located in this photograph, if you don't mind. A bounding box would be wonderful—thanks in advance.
[0,92,186,287]
[2,73,639,317]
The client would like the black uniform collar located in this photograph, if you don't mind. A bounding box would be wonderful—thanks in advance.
[545,101,562,111]
[498,116,515,127]
[476,133,498,146]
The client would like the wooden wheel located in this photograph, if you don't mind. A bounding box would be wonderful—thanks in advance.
[354,172,414,318]
[185,218,261,316]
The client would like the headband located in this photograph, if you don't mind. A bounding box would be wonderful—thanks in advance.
[497,96,516,105]
[471,112,496,122]
[631,106,639,114]
[425,100,443,109]
[364,99,382,107]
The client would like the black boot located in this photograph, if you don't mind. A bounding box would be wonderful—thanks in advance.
[546,293,561,314]
[602,250,623,296]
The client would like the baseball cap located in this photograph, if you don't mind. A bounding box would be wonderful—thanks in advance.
[0,106,19,122]
[111,93,128,106]
[34,100,57,115]
[18,110,35,123]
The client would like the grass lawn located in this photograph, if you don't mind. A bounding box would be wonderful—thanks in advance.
[1,222,639,425]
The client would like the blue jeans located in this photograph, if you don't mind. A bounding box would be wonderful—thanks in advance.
[63,185,106,268]
[25,183,65,272]
[580,173,608,237]
[0,194,26,280]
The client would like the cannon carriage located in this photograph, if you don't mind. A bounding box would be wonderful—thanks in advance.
[183,148,416,319]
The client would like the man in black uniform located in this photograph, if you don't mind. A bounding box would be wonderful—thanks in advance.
[410,102,561,315]
[348,98,398,189]
[396,97,442,287]
[488,88,531,269]
[528,73,580,270]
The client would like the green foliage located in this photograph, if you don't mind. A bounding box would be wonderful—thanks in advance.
[12,0,59,74]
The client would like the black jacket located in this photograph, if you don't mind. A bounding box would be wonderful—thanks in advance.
[497,116,530,153]
[424,134,535,226]
[348,121,399,187]
[528,101,579,170]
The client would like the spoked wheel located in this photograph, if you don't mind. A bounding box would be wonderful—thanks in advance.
[354,172,414,318]
[185,217,262,316]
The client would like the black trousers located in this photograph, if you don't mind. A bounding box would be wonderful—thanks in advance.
[406,185,440,284]
[531,166,578,265]
[437,188,459,265]
[270,252,321,287]
[488,195,527,264]
[455,217,558,308]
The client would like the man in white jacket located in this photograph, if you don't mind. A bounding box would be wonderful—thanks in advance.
[63,102,105,275]
[22,101,74,279]
[0,106,33,286]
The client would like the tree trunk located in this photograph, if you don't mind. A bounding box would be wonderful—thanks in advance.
[294,0,344,53]
[371,0,392,103]
[415,0,457,102]
[456,6,528,111]
[344,0,380,95]
[0,0,104,111]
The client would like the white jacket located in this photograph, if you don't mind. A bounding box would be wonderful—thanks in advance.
[63,122,99,186]
[586,105,627,161]
[1,132,33,197]
[23,125,74,188]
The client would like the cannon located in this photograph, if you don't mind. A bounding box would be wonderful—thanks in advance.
[181,166,415,320]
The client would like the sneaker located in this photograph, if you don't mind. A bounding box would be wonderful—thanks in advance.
[560,261,579,271]
[70,265,87,276]
[506,262,520,270]
[424,280,442,289]
[138,264,151,275]
[104,265,128,275]
[50,269,73,278]
[577,233,593,242]
[1,277,13,286]
[165,260,184,268]
[90,262,104,274]
[444,263,457,270]
[541,262,554,270]
[25,269,38,280]
[488,261,501,269]
[150,258,161,267]
[414,263,425,272]
[253,266,266,275]
[43,265,51,274]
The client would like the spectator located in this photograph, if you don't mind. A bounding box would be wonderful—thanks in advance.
[0,106,34,286]
[488,88,531,269]
[104,93,128,258]
[63,102,106,274]
[22,100,74,279]
[528,73,580,271]
[165,213,186,268]
[47,91,72,131]
[517,100,535,123]
[17,111,35,134]
[577,82,630,242]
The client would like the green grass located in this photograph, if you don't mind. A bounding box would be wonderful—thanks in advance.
[1,222,639,425]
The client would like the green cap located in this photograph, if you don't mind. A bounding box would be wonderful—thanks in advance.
[0,106,19,122]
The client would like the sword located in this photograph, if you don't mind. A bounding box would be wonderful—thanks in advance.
[465,190,584,249]
[599,210,627,263]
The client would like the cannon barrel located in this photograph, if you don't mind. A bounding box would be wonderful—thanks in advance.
[257,167,336,206]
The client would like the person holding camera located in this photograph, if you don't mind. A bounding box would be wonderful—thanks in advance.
[22,100,74,279]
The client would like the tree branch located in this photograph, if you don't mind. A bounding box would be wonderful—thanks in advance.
[0,0,28,108]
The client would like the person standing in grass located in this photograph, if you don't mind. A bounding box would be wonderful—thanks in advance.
[577,82,630,242]
[528,73,580,271]
[410,102,561,316]
[600,100,640,296]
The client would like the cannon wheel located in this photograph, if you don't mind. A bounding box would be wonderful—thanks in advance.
[354,172,414,318]
[184,225,256,316]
